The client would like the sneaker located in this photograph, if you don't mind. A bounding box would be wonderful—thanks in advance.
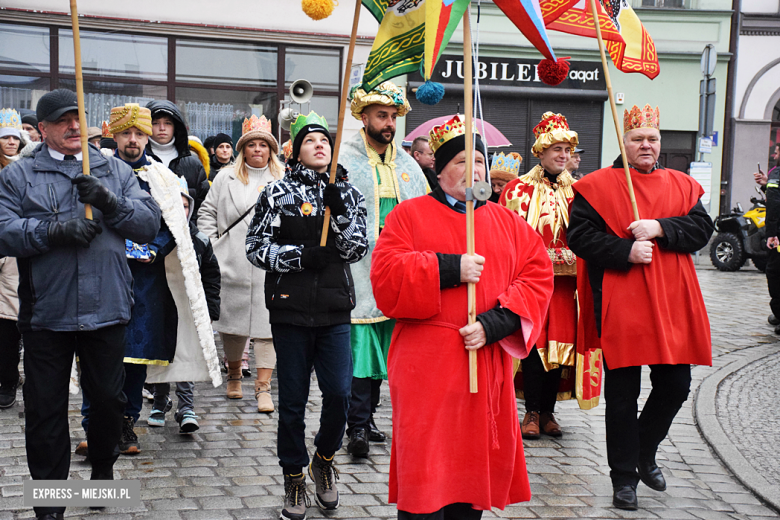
[176,410,200,434]
[142,387,154,402]
[118,416,140,455]
[0,381,18,409]
[347,427,369,458]
[281,473,310,520]
[147,397,172,427]
[308,452,339,510]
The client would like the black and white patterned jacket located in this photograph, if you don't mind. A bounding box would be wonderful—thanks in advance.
[245,162,368,326]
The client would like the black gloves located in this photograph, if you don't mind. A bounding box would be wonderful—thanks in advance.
[72,175,118,215]
[48,218,103,248]
[300,246,336,270]
[323,184,348,216]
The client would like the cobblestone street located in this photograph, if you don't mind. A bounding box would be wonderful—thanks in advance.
[0,264,779,519]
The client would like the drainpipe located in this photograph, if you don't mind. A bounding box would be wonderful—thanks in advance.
[720,0,741,214]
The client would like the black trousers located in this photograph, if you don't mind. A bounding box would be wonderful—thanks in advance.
[23,325,126,516]
[604,361,691,487]
[347,376,382,435]
[0,318,21,387]
[398,503,483,520]
[521,347,562,413]
[766,247,780,319]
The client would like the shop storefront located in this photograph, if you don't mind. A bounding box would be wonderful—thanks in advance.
[406,55,607,174]
[0,21,343,145]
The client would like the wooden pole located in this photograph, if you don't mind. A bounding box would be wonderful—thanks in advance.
[320,0,362,245]
[69,0,92,220]
[463,8,478,394]
[588,0,640,221]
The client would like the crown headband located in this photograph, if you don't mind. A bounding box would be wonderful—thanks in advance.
[0,109,22,131]
[290,111,329,141]
[242,114,272,136]
[428,114,480,154]
[624,104,660,133]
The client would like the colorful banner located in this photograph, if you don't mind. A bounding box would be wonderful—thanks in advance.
[493,0,557,61]
[423,0,471,80]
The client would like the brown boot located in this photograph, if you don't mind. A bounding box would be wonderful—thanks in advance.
[540,412,562,437]
[521,411,540,439]
[255,368,274,413]
[226,365,243,399]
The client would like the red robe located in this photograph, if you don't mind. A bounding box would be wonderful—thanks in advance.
[500,169,579,402]
[371,195,554,513]
[573,166,712,369]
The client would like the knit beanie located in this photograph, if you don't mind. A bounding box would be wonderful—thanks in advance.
[434,133,487,177]
[213,133,233,150]
[289,124,333,168]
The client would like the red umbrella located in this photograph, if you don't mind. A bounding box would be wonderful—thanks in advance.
[404,115,512,148]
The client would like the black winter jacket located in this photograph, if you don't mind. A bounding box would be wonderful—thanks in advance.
[145,100,210,219]
[189,220,221,322]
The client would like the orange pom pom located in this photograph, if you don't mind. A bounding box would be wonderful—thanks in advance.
[302,0,336,20]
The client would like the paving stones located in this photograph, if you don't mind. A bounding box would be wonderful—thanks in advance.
[0,264,779,518]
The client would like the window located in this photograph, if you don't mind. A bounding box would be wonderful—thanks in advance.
[60,30,167,81]
[639,0,688,8]
[176,40,277,87]
[59,79,167,127]
[0,24,50,73]
[0,75,49,111]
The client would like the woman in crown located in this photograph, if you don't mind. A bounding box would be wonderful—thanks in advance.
[198,115,284,411]
[500,112,598,441]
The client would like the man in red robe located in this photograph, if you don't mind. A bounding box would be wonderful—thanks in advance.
[371,115,554,519]
[567,104,714,511]
[500,112,580,439]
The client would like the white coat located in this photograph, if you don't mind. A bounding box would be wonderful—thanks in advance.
[197,165,273,338]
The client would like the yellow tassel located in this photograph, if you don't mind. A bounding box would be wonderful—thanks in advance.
[302,0,337,20]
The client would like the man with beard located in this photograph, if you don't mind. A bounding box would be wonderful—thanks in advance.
[411,136,437,190]
[145,100,210,219]
[338,81,428,458]
[0,90,160,520]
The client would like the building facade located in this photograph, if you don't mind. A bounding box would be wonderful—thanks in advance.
[1,0,731,216]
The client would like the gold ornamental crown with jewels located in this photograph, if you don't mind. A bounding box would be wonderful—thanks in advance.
[490,152,523,182]
[108,103,152,136]
[623,104,659,133]
[236,114,278,153]
[0,108,22,131]
[531,111,578,157]
[428,114,480,154]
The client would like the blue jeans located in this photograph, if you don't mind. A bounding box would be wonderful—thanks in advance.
[272,323,352,475]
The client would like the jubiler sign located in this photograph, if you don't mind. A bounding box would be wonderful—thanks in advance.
[417,55,606,91]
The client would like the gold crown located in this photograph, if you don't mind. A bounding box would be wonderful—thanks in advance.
[624,104,659,133]
[101,121,113,138]
[242,114,272,135]
[428,114,479,154]
[0,109,22,130]
[109,103,152,135]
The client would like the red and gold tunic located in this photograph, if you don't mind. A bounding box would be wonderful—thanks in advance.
[500,165,586,405]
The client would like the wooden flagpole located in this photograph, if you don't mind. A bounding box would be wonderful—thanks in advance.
[69,0,93,220]
[463,7,478,394]
[321,0,362,245]
[587,0,640,221]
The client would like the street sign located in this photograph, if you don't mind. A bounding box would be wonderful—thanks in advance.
[350,64,365,92]
[699,77,716,140]
[701,44,717,77]
[699,137,713,154]
[690,161,712,208]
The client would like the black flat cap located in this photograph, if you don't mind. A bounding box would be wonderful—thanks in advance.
[36,89,83,122]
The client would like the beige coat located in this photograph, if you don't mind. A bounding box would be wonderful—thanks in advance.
[0,257,19,321]
[197,165,273,338]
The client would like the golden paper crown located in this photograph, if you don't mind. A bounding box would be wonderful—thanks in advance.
[101,121,113,138]
[490,152,522,182]
[282,139,293,159]
[242,114,272,135]
[0,109,22,130]
[109,103,152,135]
[531,111,578,157]
[428,114,480,154]
[623,104,659,133]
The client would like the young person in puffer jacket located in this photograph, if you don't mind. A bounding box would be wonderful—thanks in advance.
[245,113,368,520]
[144,100,210,219]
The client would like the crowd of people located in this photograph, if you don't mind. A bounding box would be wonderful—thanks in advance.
[0,84,714,520]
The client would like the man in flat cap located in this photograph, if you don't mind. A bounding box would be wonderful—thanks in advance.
[339,81,428,458]
[0,89,160,520]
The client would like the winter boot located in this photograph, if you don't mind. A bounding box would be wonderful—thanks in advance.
[308,452,340,510]
[281,473,310,520]
[226,364,243,399]
[255,368,274,413]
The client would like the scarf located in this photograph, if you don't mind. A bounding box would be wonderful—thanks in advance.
[519,164,575,243]
[360,129,400,201]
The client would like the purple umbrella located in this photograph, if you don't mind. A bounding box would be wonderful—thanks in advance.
[404,115,512,148]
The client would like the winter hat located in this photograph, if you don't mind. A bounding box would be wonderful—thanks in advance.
[289,112,332,167]
[36,89,82,122]
[213,133,233,150]
[429,115,486,177]
[19,109,37,128]
[236,115,278,155]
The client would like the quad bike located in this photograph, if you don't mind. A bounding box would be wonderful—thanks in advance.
[710,188,768,272]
